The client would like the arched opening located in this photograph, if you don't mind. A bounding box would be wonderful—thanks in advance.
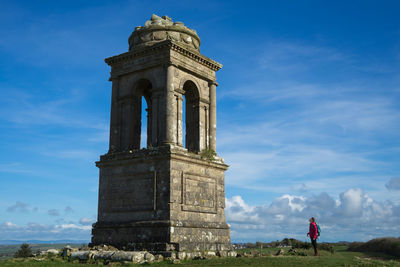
[130,79,152,150]
[182,80,200,152]
[140,96,148,149]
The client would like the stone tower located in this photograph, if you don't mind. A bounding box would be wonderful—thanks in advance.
[91,14,230,255]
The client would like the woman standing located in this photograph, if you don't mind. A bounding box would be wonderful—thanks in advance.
[307,217,318,256]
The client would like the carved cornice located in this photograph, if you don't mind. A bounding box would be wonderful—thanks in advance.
[169,42,222,71]
[104,40,222,72]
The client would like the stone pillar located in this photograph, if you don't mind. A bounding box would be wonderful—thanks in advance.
[209,82,217,151]
[176,94,183,146]
[151,92,160,147]
[164,64,176,145]
[204,105,208,149]
[131,95,142,150]
[109,78,120,152]
[146,106,152,148]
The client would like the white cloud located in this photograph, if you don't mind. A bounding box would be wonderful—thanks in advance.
[79,217,95,226]
[60,224,91,231]
[0,221,91,241]
[225,196,257,223]
[338,188,365,217]
[225,188,400,242]
[4,222,17,228]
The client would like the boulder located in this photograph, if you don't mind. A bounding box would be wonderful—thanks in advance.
[154,254,164,262]
[62,246,72,258]
[177,251,186,260]
[110,251,135,262]
[131,251,145,262]
[93,251,115,260]
[227,251,237,257]
[144,252,155,262]
[70,251,91,261]
[40,249,60,256]
[205,251,216,257]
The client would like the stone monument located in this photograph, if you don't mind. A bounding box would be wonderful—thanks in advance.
[91,14,230,256]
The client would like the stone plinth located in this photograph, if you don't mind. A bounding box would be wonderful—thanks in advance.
[91,146,230,255]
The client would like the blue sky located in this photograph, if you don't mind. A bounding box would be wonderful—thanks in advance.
[1,0,400,243]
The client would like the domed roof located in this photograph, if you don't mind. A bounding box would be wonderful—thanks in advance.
[128,14,201,53]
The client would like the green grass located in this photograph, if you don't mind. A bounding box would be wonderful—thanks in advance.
[0,246,399,267]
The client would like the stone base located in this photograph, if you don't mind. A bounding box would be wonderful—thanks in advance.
[91,220,231,256]
[92,147,231,256]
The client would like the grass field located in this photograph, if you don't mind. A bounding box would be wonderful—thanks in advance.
[1,246,399,266]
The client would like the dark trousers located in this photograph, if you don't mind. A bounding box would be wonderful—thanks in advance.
[311,238,318,255]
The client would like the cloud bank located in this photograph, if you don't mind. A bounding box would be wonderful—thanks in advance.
[0,221,91,241]
[226,188,400,242]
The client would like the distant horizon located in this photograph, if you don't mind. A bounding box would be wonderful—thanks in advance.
[0,236,394,246]
[1,0,399,243]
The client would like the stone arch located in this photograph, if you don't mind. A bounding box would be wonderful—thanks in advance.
[179,76,202,99]
[182,80,200,152]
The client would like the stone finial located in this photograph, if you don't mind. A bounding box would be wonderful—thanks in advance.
[128,14,200,53]
[144,14,174,27]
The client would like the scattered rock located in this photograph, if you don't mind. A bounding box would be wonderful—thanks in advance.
[62,246,72,258]
[62,246,238,264]
[205,251,216,257]
[39,249,60,256]
[217,251,227,257]
[93,251,115,261]
[131,251,145,262]
[154,254,164,262]
[70,251,91,261]
[228,251,237,257]
[144,252,155,262]
[110,251,134,262]
[275,249,284,256]
[177,251,186,259]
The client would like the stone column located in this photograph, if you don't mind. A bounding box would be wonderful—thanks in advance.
[209,82,217,151]
[151,92,160,147]
[176,94,183,146]
[146,106,152,148]
[164,64,176,145]
[204,105,208,149]
[131,95,142,150]
[109,78,120,152]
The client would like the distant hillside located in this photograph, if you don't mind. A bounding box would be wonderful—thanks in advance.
[0,240,88,245]
[0,243,83,259]
[348,237,400,258]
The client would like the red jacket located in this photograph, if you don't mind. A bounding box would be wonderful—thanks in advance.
[308,222,318,239]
